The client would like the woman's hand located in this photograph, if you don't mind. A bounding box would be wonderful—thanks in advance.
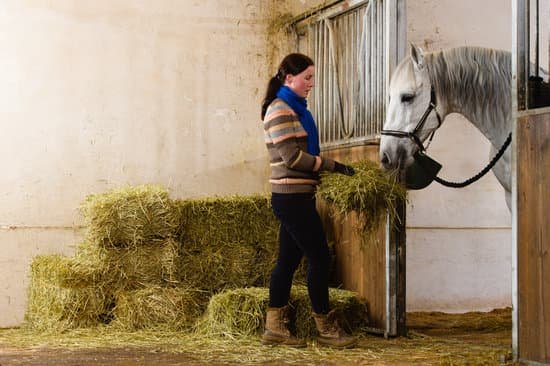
[334,161,355,176]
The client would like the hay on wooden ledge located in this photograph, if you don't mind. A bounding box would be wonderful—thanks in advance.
[111,286,209,331]
[317,160,407,236]
[24,255,113,332]
[197,286,368,339]
[80,185,180,249]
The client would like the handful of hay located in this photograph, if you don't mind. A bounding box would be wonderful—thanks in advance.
[317,160,407,235]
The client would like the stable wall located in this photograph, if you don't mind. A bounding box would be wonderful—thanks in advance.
[0,0,277,327]
[0,0,521,327]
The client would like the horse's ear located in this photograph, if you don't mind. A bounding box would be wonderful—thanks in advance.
[410,43,425,70]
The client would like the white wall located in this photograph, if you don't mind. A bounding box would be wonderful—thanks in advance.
[0,0,276,327]
[405,0,513,312]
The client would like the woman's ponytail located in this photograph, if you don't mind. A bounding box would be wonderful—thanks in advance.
[261,74,283,120]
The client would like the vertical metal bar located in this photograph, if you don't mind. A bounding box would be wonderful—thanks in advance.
[359,7,364,137]
[385,0,407,336]
[535,0,539,77]
[370,2,375,136]
[314,24,322,143]
[382,1,387,128]
[511,0,526,360]
[326,21,332,144]
[377,0,382,132]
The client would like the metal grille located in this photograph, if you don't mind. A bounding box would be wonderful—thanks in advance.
[295,1,387,149]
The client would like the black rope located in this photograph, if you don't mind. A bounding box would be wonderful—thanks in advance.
[434,133,512,188]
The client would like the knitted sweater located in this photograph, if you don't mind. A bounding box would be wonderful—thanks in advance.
[263,98,336,194]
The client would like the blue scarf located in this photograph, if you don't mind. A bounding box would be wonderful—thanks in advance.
[276,86,320,156]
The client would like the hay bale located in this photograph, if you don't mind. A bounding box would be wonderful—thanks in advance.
[177,195,278,252]
[198,286,368,339]
[111,286,208,331]
[61,238,181,290]
[80,185,180,248]
[24,255,113,331]
[176,195,303,292]
[317,160,407,236]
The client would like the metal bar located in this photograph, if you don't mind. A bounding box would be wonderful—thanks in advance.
[535,0,540,77]
[511,0,525,360]
[369,2,375,135]
[291,0,369,26]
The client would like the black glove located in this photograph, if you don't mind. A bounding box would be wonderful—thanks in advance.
[334,161,355,176]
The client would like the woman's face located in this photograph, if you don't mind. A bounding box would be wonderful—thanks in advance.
[285,65,315,98]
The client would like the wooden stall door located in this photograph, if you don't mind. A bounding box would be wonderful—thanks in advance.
[318,144,406,336]
[517,112,550,363]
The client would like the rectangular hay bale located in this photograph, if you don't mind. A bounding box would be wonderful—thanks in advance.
[80,185,180,248]
[24,255,113,331]
[111,286,209,331]
[64,238,182,290]
[176,196,284,292]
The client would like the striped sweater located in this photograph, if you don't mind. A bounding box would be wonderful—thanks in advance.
[263,98,335,194]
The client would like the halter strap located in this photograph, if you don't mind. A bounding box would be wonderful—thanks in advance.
[380,87,442,151]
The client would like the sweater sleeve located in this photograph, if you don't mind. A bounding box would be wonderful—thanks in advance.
[264,101,335,172]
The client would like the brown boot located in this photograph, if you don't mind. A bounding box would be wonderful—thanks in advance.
[261,306,306,348]
[313,310,357,348]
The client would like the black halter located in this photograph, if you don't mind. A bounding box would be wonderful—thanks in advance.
[380,87,442,151]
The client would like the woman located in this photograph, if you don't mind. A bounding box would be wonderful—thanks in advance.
[261,53,357,348]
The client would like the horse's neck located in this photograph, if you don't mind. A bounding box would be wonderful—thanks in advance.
[426,49,512,147]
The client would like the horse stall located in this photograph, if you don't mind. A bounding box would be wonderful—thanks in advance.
[291,0,407,336]
[512,0,550,363]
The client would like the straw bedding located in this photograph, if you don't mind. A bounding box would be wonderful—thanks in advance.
[25,172,400,333]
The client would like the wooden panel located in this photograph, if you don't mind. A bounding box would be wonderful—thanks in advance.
[318,144,404,333]
[517,113,550,363]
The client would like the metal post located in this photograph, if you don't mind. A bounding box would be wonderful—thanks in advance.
[384,0,407,337]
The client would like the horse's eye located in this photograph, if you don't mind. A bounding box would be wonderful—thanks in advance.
[401,94,415,103]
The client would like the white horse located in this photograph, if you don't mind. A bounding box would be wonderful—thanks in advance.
[379,45,513,209]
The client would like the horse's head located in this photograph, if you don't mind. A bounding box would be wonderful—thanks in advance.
[380,44,442,177]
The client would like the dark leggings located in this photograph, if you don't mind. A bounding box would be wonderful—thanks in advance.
[269,192,330,314]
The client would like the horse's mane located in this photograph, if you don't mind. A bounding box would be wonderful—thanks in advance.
[424,47,512,129]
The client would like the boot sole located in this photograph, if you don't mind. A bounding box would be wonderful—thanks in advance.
[261,336,307,348]
[316,339,357,349]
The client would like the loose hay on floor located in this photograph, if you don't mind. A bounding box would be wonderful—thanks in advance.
[80,185,180,248]
[317,160,407,236]
[2,309,514,366]
[197,286,369,339]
